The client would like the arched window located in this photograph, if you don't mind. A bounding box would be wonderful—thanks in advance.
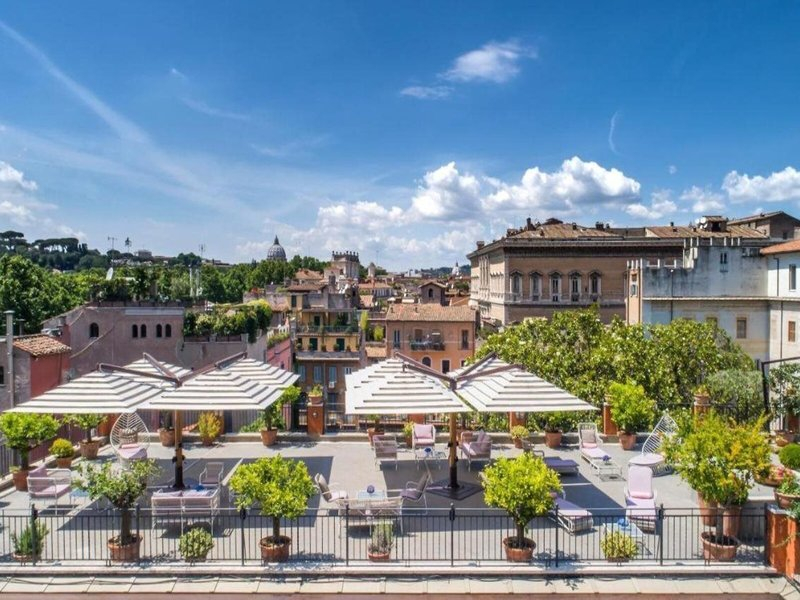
[156,324,163,338]
[550,273,561,303]
[590,272,601,298]
[422,356,432,367]
[529,273,541,300]
[89,322,99,338]
[510,272,522,297]
[165,324,172,338]
[140,324,147,338]
[428,288,434,298]
[570,272,581,302]
[132,324,138,338]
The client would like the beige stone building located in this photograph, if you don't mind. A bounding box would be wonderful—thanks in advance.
[385,304,478,373]
[467,218,682,327]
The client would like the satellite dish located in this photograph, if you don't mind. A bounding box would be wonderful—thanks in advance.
[699,216,708,225]
[105,267,114,281]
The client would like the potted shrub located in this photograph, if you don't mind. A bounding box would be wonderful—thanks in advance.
[308,384,323,404]
[705,369,764,423]
[780,443,800,471]
[158,411,176,447]
[607,382,655,450]
[776,473,800,509]
[541,412,573,449]
[76,459,159,562]
[757,464,790,488]
[769,363,800,446]
[600,530,638,563]
[65,413,108,459]
[229,455,316,562]
[260,386,300,447]
[663,413,770,561]
[510,425,529,449]
[482,453,561,562]
[402,422,414,448]
[693,384,711,407]
[366,414,384,446]
[50,438,75,469]
[367,522,394,562]
[179,526,214,563]
[11,521,49,563]
[0,412,61,491]
[197,412,222,447]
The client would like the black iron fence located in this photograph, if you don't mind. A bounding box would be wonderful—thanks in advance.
[0,505,766,566]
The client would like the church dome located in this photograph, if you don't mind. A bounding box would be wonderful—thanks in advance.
[266,236,287,262]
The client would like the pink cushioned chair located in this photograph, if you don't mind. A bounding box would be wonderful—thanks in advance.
[459,430,492,470]
[578,423,609,463]
[624,464,657,532]
[412,424,436,450]
[27,466,73,512]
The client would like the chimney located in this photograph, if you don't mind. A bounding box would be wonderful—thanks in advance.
[5,310,14,407]
[526,217,533,229]
[476,241,485,249]
[595,221,604,230]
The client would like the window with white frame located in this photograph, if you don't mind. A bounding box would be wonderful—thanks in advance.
[510,272,522,297]
[791,265,797,291]
[570,273,581,302]
[529,273,541,300]
[590,273,601,297]
[550,273,561,302]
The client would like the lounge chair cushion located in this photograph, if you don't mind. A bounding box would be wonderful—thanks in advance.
[580,428,597,445]
[29,484,71,498]
[581,446,608,461]
[118,444,147,460]
[630,489,654,500]
[582,442,598,448]
[29,465,47,478]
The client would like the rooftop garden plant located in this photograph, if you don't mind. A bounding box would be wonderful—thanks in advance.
[64,413,106,444]
[607,382,656,434]
[768,363,800,419]
[510,425,529,440]
[11,521,49,561]
[0,412,60,472]
[197,412,222,445]
[179,527,214,563]
[780,444,800,470]
[49,438,75,459]
[600,530,638,562]
[367,522,394,560]
[482,453,561,560]
[704,369,765,422]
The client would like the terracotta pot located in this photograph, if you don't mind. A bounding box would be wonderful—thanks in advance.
[80,440,100,460]
[404,435,412,448]
[700,531,739,561]
[697,494,718,527]
[201,435,215,447]
[56,457,73,469]
[260,428,278,447]
[513,438,524,449]
[260,535,291,562]
[722,505,742,538]
[97,415,115,438]
[108,535,142,562]
[12,469,29,492]
[775,490,800,509]
[776,430,795,447]
[619,432,637,451]
[12,553,36,563]
[544,431,562,449]
[159,428,175,447]
[503,536,535,562]
[368,550,391,562]
[693,393,711,406]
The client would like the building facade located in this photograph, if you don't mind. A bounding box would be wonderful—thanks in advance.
[0,330,71,412]
[419,280,447,305]
[385,304,477,373]
[763,240,800,362]
[467,218,682,327]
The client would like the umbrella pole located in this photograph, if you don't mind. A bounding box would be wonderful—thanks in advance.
[448,412,459,489]
[173,410,184,489]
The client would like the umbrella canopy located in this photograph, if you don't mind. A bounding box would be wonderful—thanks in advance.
[346,368,467,415]
[124,357,192,381]
[9,370,165,414]
[219,357,299,388]
[452,356,597,414]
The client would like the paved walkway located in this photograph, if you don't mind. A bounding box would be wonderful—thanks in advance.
[0,574,794,597]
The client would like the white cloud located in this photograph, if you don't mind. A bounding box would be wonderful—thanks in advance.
[169,67,188,80]
[400,85,453,100]
[0,199,35,223]
[0,161,38,191]
[181,98,250,122]
[608,110,621,155]
[625,189,677,220]
[484,156,641,213]
[668,165,678,175]
[318,201,405,233]
[409,162,482,221]
[443,39,536,84]
[680,185,725,213]
[722,166,800,203]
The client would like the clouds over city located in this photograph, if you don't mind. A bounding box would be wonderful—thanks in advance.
[723,166,800,203]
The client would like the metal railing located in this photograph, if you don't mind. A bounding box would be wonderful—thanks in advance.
[0,505,765,567]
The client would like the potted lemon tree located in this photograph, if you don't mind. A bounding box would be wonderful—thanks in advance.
[64,413,107,459]
[607,382,655,450]
[259,386,300,447]
[197,412,222,446]
[0,412,60,491]
[482,453,561,562]
[229,455,316,562]
[663,412,770,561]
[76,459,159,562]
[50,438,76,469]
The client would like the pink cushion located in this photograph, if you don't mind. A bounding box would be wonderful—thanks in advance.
[30,484,70,498]
[630,490,653,500]
[582,442,597,449]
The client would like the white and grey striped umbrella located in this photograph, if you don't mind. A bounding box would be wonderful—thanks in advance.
[124,357,192,382]
[219,357,298,388]
[452,356,596,414]
[346,362,467,415]
[9,370,164,414]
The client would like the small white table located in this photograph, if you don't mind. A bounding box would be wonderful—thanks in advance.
[590,457,623,480]
[414,447,446,470]
[357,488,387,501]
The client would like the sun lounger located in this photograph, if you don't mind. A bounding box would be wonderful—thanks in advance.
[551,492,594,534]
[624,465,658,532]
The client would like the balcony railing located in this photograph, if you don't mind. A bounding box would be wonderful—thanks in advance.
[296,324,358,334]
[409,340,445,351]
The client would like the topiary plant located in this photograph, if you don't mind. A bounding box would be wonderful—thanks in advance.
[600,530,638,561]
[179,526,214,562]
[0,412,61,471]
[481,453,561,551]
[197,412,222,442]
[49,438,75,459]
[780,444,800,470]
[64,413,107,444]
[11,521,49,559]
[608,382,655,434]
[510,425,529,441]
[368,522,394,556]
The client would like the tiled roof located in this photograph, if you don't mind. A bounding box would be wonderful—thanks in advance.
[420,279,447,288]
[13,334,71,357]
[449,295,471,306]
[365,345,387,359]
[762,239,800,255]
[294,269,324,280]
[286,283,326,292]
[360,280,392,290]
[509,222,621,240]
[385,304,476,322]
[729,211,795,224]
[645,224,768,239]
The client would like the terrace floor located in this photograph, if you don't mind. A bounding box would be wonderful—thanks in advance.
[0,436,776,568]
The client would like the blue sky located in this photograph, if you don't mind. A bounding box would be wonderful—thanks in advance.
[1,1,799,270]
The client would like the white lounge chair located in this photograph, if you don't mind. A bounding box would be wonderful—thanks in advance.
[373,435,399,470]
[397,472,430,513]
[624,464,658,533]
[412,424,436,450]
[27,466,73,512]
[578,422,609,463]
[200,462,224,488]
[550,491,593,534]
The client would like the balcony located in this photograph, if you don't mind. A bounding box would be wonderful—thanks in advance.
[296,324,358,335]
[409,340,445,351]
